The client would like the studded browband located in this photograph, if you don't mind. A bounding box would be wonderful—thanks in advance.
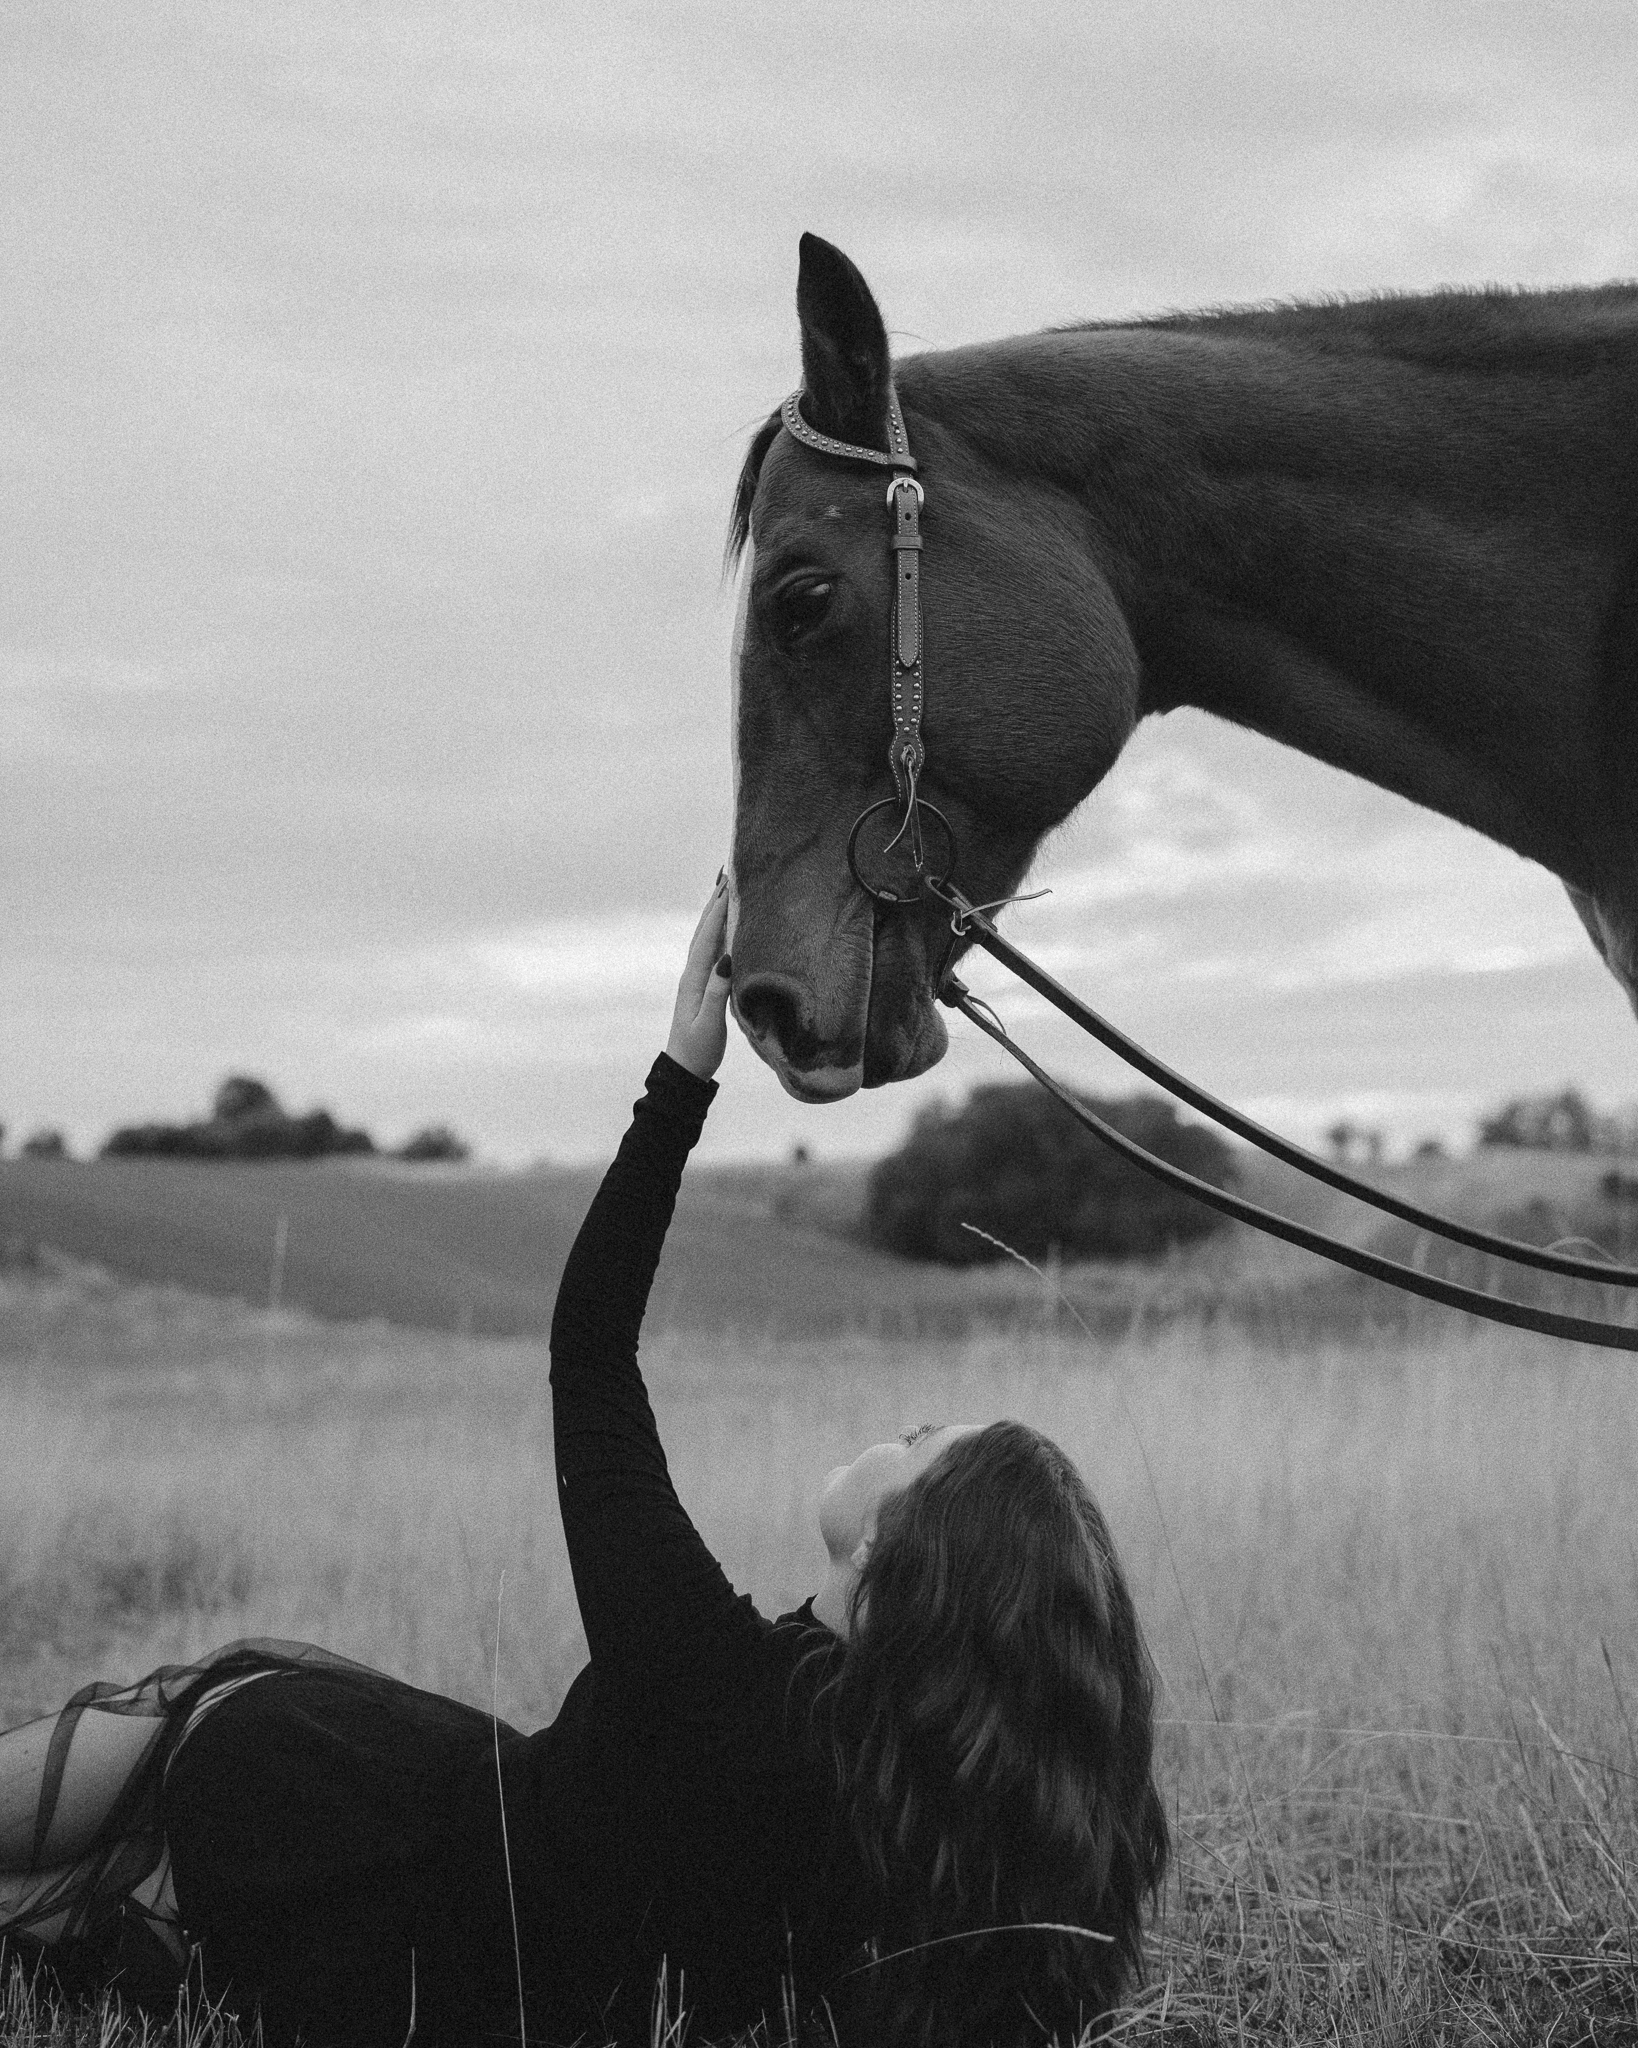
[780,387,926,828]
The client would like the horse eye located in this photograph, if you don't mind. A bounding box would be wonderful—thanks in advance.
[771,578,837,649]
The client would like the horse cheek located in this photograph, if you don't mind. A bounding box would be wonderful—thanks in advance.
[975,611,1139,836]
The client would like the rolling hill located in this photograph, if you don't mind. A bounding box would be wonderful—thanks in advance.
[2,1143,1631,1346]
[0,1154,1038,1342]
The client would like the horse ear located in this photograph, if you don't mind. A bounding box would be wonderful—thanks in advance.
[796,232,892,449]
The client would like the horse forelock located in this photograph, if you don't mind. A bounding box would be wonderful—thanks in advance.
[726,536,750,938]
[725,410,783,572]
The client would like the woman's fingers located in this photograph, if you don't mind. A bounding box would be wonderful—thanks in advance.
[690,871,729,944]
[665,872,734,1078]
[677,884,729,1001]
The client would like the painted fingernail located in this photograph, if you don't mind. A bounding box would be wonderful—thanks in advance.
[715,954,733,979]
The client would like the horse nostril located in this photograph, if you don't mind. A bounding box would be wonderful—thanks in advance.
[737,980,799,1053]
[736,977,821,1067]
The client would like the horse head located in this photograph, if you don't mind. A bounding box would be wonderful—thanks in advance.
[727,234,1141,1100]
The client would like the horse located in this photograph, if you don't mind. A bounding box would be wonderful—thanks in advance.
[725,233,1638,1103]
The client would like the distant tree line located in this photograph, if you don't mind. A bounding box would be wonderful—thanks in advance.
[101,1077,377,1162]
[864,1082,1236,1267]
[0,1078,472,1165]
[862,1077,1638,1270]
[1332,1088,1638,1166]
[1476,1087,1638,1154]
[2,1126,72,1161]
[1325,1119,1385,1167]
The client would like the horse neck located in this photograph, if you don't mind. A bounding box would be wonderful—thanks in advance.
[910,297,1638,897]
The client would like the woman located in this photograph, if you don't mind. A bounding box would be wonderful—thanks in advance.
[0,879,1168,2047]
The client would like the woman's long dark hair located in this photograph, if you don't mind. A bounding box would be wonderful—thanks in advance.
[818,1420,1168,2047]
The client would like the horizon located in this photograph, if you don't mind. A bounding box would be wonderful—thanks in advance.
[8,1067,1632,1174]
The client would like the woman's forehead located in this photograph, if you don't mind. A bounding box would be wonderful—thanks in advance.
[898,1420,981,1476]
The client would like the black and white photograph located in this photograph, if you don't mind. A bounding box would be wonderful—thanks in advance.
[3,4,1637,2042]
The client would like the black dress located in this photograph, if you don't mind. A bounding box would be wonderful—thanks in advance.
[2,1056,872,2046]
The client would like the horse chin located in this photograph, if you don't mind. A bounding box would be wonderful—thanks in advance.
[758,994,947,1100]
[772,1059,866,1103]
[862,995,948,1088]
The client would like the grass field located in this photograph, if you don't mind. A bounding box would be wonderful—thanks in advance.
[3,1227,1638,2045]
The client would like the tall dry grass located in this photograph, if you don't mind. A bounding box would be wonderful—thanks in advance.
[3,1260,1637,2041]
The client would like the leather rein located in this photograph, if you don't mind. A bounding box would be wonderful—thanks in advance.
[776,385,1638,1352]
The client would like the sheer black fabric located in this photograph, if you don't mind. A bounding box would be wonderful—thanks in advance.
[0,1640,413,2024]
[2,1056,873,2046]
[164,1648,525,2045]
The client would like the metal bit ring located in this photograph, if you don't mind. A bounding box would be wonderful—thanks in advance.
[847,796,957,906]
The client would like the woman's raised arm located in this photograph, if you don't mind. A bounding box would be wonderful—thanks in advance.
[548,879,775,1718]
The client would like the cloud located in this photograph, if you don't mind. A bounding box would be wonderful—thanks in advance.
[3,647,180,696]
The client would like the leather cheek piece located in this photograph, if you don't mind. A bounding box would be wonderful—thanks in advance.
[897,558,920,669]
[777,384,927,812]
[891,500,922,669]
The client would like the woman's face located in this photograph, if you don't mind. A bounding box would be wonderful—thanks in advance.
[817,1422,981,1571]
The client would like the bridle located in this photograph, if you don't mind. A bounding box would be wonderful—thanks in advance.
[780,388,956,905]
[774,387,1638,1351]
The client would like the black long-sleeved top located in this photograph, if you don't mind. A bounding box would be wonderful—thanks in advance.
[85,1055,872,2048]
[474,1054,869,2044]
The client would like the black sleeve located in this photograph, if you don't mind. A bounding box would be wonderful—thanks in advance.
[548,1054,774,1728]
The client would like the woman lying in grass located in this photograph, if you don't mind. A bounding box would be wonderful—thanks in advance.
[0,878,1167,2048]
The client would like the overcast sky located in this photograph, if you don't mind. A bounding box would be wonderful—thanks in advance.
[5,2,1637,1165]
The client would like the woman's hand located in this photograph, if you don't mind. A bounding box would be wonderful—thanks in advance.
[665,873,733,1080]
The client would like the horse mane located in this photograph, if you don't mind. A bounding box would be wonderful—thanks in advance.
[726,282,1638,562]
[1065,280,1638,376]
